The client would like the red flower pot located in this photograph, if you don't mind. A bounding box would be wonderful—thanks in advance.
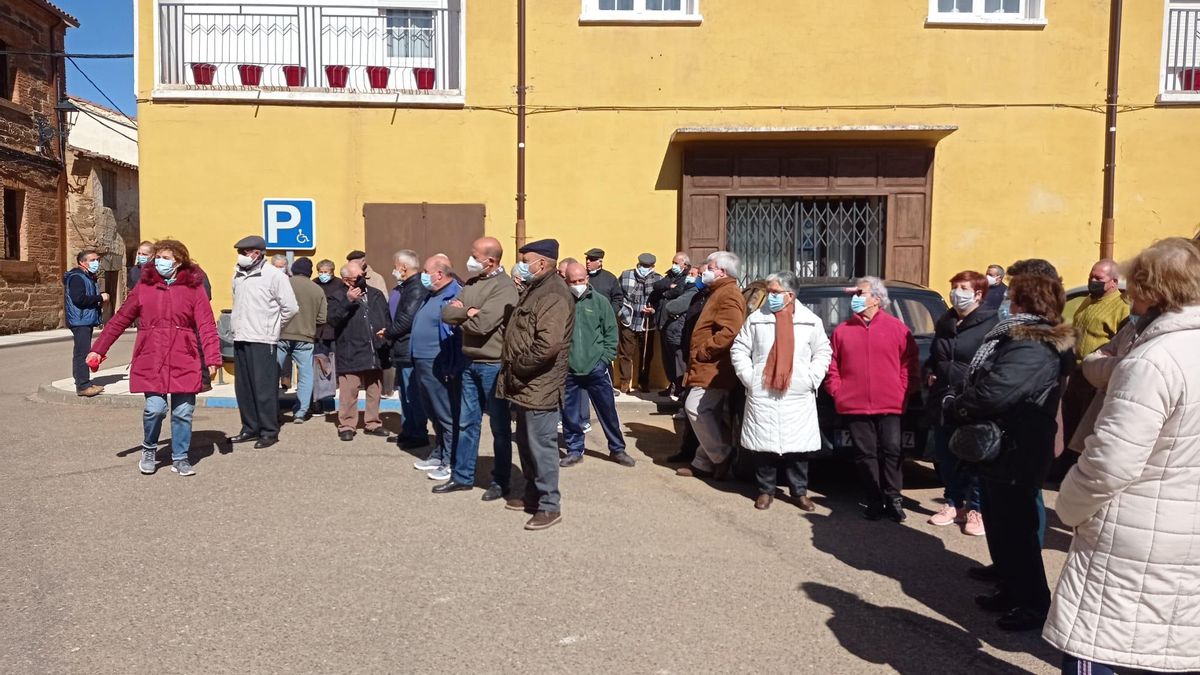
[1182,68,1200,92]
[283,65,306,87]
[414,67,436,90]
[324,65,349,88]
[237,64,263,86]
[366,66,390,89]
[190,62,216,85]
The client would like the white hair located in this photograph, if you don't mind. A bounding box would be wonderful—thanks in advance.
[766,271,798,294]
[857,276,890,310]
[707,251,740,279]
[393,249,419,268]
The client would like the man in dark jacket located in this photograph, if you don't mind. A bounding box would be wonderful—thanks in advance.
[982,264,1008,311]
[498,239,575,531]
[408,257,463,482]
[127,240,153,291]
[560,261,632,469]
[278,257,327,423]
[584,247,623,322]
[666,268,708,464]
[65,249,109,396]
[312,259,341,413]
[651,252,692,397]
[327,261,390,441]
[382,249,429,449]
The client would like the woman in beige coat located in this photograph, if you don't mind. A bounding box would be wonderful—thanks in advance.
[1045,238,1200,674]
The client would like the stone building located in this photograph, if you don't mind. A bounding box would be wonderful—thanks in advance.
[64,97,139,318]
[0,0,77,334]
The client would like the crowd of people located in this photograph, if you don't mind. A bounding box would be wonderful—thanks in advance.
[65,232,1200,673]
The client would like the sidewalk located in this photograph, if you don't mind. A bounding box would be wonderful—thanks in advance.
[39,363,664,411]
[0,328,78,349]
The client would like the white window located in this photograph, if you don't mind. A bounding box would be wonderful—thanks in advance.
[580,0,701,24]
[1161,1,1200,101]
[926,0,1046,26]
[386,9,435,59]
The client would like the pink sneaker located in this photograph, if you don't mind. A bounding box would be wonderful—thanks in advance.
[929,504,958,526]
[963,510,986,536]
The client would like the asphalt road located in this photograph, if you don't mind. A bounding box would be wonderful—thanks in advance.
[0,340,1069,674]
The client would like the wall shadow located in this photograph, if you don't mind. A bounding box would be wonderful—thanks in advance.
[801,582,1038,675]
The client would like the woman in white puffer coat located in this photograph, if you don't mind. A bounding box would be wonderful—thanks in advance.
[731,271,832,512]
[1045,237,1200,674]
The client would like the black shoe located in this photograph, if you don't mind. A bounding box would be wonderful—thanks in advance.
[338,430,355,442]
[559,453,583,468]
[863,502,884,521]
[968,564,1001,583]
[666,450,695,464]
[657,388,674,397]
[996,607,1046,632]
[292,416,306,425]
[481,484,508,502]
[254,437,278,449]
[432,480,473,494]
[975,591,1018,614]
[227,432,258,444]
[885,497,907,523]
[611,452,636,467]
[364,427,388,437]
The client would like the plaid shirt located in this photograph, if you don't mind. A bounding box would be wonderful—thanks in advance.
[618,268,663,332]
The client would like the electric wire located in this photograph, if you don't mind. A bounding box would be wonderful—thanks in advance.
[67,57,136,125]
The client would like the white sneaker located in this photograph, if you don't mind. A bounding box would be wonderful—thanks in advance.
[428,465,451,481]
[413,457,442,471]
[928,504,958,526]
[582,422,593,434]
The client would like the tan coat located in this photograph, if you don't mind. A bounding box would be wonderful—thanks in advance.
[684,277,747,390]
[496,271,575,410]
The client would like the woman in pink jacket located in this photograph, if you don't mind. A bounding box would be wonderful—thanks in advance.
[90,239,221,477]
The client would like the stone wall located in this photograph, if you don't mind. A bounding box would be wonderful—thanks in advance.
[66,153,140,313]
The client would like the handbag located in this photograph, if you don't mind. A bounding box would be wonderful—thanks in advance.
[949,421,1005,463]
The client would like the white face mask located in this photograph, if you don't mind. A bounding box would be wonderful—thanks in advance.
[392,268,403,281]
[701,269,717,285]
[237,254,256,268]
[987,274,1001,287]
[466,256,486,275]
[951,289,977,313]
[569,283,588,298]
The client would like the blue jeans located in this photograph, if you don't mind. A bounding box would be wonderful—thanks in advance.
[413,358,459,466]
[276,340,315,416]
[143,393,196,461]
[453,361,512,488]
[563,363,625,456]
[933,425,981,511]
[395,365,428,443]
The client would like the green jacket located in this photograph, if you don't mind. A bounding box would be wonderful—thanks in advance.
[568,288,617,376]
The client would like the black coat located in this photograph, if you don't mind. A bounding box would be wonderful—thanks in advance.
[981,283,1007,311]
[383,276,429,368]
[679,289,709,362]
[660,281,699,346]
[315,277,342,342]
[926,307,999,410]
[650,269,688,331]
[588,268,624,318]
[949,321,1076,487]
[326,285,391,375]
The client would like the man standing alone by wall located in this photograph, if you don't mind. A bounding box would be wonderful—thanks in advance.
[65,249,109,397]
[226,235,298,449]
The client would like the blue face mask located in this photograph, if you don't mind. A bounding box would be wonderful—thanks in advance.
[767,292,787,313]
[685,275,696,286]
[635,266,652,278]
[154,257,176,278]
[515,261,533,282]
[998,299,1012,321]
[135,254,149,265]
[86,260,100,274]
[318,273,333,284]
[420,272,434,290]
[850,295,868,314]
[671,264,683,275]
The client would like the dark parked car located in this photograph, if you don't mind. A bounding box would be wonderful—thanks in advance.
[792,278,947,460]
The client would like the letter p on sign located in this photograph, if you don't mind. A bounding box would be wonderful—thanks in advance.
[263,198,316,250]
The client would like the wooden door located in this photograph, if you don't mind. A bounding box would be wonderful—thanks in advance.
[362,203,486,274]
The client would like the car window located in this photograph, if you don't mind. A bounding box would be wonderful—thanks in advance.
[891,298,938,337]
[794,289,941,338]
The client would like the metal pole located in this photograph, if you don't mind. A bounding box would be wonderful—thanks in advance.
[515,0,527,248]
[1100,0,1123,260]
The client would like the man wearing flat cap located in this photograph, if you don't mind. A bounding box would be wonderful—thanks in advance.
[584,247,623,319]
[497,238,575,531]
[227,235,299,449]
[346,249,389,295]
[616,252,663,393]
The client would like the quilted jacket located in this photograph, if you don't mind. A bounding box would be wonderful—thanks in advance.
[1044,305,1200,672]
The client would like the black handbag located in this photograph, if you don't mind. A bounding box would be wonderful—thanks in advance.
[949,421,1005,463]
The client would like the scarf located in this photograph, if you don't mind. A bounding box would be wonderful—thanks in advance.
[763,303,795,393]
[967,313,1044,375]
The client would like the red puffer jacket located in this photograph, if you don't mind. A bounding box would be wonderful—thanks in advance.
[91,264,221,394]
[825,310,919,416]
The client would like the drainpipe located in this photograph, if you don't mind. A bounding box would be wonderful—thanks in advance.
[515,0,527,248]
[1100,0,1123,260]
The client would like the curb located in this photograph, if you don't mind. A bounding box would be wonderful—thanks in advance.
[0,334,73,349]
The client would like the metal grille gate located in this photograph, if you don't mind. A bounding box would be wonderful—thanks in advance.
[726,196,886,284]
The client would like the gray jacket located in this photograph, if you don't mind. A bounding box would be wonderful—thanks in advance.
[230,260,299,344]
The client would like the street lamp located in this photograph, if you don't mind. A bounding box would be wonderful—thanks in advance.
[35,98,79,155]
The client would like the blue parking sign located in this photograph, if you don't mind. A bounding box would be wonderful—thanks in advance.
[263,198,316,250]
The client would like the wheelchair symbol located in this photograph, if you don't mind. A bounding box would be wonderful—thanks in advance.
[295,231,310,245]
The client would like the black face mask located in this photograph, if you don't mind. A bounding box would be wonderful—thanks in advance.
[1088,279,1107,298]
[355,275,368,291]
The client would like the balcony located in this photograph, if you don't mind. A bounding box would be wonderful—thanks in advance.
[1161,3,1200,103]
[154,1,465,106]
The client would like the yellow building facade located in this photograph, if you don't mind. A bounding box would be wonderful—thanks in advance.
[136,0,1200,310]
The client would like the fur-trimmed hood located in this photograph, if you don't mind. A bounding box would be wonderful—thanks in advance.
[138,263,207,289]
[1009,322,1076,353]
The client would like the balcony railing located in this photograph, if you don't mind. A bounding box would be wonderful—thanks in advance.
[1163,4,1200,97]
[156,2,463,104]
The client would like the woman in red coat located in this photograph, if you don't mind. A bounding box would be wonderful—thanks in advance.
[89,240,221,477]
